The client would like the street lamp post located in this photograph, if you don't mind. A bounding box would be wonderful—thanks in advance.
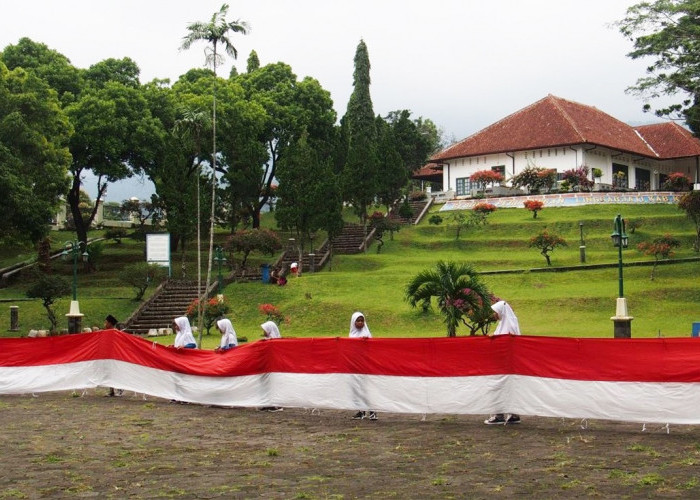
[63,240,89,334]
[213,246,226,294]
[579,221,586,263]
[610,215,633,338]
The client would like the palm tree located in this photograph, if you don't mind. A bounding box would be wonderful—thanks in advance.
[405,261,493,337]
[180,4,249,336]
[173,108,211,342]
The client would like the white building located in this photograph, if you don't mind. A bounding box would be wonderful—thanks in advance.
[416,95,700,197]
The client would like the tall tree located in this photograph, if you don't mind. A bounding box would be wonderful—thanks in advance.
[0,37,83,104]
[275,130,342,259]
[342,39,379,240]
[375,116,407,207]
[246,50,260,73]
[236,63,336,228]
[0,62,71,243]
[65,79,163,244]
[617,0,700,135]
[180,3,249,315]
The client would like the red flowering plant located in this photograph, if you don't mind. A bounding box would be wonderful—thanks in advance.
[187,296,230,335]
[523,200,544,219]
[473,202,497,215]
[443,289,500,336]
[469,170,504,192]
[258,303,286,325]
[662,172,692,192]
[637,234,681,280]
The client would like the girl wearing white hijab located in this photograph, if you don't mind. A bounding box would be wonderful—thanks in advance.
[491,301,521,335]
[348,312,376,420]
[173,316,197,349]
[261,321,281,339]
[215,318,238,351]
[349,312,372,338]
[485,300,521,425]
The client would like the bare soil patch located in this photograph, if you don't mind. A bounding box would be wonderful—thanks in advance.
[1,391,698,498]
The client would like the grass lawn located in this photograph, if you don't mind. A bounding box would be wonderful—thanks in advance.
[0,202,698,342]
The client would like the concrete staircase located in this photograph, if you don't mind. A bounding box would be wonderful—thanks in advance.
[331,223,372,255]
[123,279,209,335]
[387,198,433,225]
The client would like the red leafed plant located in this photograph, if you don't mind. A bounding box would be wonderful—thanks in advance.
[187,296,230,335]
[523,200,544,218]
[473,202,497,215]
[258,303,286,325]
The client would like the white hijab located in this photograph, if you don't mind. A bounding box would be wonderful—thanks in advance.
[261,321,281,339]
[216,318,238,348]
[349,311,372,338]
[173,316,197,347]
[491,301,521,335]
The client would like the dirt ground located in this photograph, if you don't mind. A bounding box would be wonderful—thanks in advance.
[0,391,699,499]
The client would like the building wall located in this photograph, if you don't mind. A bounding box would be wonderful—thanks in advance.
[440,144,696,196]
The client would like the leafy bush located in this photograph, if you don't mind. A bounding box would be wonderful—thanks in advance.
[511,166,557,194]
[428,214,443,225]
[398,198,414,219]
[258,303,287,325]
[637,234,681,280]
[662,172,692,192]
[408,191,427,201]
[523,200,544,218]
[678,191,700,251]
[105,228,127,243]
[187,296,231,335]
[26,272,71,333]
[473,202,497,215]
[225,228,283,268]
[470,170,504,191]
[529,230,567,266]
[119,262,167,301]
[562,166,594,192]
[86,242,104,271]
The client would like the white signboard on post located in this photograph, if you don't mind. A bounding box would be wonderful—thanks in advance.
[146,233,171,276]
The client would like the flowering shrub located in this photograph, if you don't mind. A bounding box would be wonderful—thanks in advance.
[637,234,680,280]
[444,290,501,335]
[511,166,557,194]
[470,170,504,191]
[408,190,427,201]
[473,202,497,215]
[529,230,567,266]
[562,166,594,192]
[258,303,286,325]
[187,295,230,335]
[225,228,282,268]
[662,172,692,192]
[523,200,544,219]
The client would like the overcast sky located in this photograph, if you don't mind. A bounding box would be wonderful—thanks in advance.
[2,0,666,201]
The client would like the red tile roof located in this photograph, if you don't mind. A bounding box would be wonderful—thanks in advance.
[430,95,700,162]
[634,122,700,159]
[412,162,443,179]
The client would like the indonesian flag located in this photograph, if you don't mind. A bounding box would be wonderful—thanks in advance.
[1,330,700,424]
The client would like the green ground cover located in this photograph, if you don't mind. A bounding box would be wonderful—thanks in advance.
[0,202,698,343]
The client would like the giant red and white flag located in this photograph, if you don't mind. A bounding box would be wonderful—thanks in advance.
[1,330,700,424]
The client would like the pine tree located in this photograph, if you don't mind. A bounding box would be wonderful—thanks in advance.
[342,40,379,238]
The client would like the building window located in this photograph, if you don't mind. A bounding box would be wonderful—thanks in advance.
[456,177,472,196]
[612,164,628,189]
[491,165,505,179]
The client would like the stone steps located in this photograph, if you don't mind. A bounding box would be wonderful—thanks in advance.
[123,279,208,335]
